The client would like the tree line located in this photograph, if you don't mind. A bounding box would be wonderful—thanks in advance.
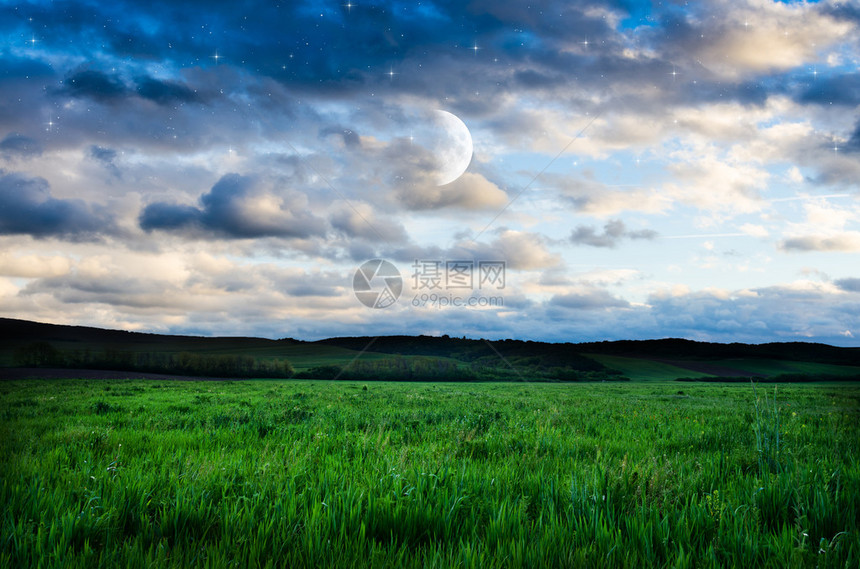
[294,356,627,382]
[12,342,628,381]
[12,342,294,378]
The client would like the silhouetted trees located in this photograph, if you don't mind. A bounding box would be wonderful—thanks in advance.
[293,356,627,382]
[13,342,64,367]
[12,343,294,378]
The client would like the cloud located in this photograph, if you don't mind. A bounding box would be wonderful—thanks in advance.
[1,0,859,344]
[443,230,559,271]
[25,273,169,306]
[329,203,408,244]
[739,223,768,238]
[0,133,42,159]
[384,229,558,271]
[61,69,127,102]
[641,282,860,343]
[139,173,327,239]
[844,119,860,153]
[0,173,114,239]
[780,233,860,252]
[669,0,854,80]
[553,175,670,216]
[835,278,860,292]
[319,126,361,148]
[138,202,203,231]
[135,77,200,105]
[88,145,121,177]
[550,289,630,310]
[394,171,509,210]
[487,230,559,270]
[664,149,769,216]
[89,145,116,163]
[570,219,657,248]
[0,253,72,278]
[10,252,356,337]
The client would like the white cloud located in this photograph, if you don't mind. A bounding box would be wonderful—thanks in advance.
[553,175,672,216]
[0,253,73,278]
[330,203,409,243]
[739,223,768,238]
[395,172,509,210]
[693,0,854,79]
[664,144,769,216]
[448,229,560,271]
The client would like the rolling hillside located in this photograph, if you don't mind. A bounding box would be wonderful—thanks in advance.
[1,318,859,381]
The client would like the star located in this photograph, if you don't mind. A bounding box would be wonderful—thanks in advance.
[211,51,222,63]
[387,67,397,79]
[343,2,354,13]
[470,43,480,55]
[28,35,38,46]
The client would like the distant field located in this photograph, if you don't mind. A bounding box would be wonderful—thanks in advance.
[2,379,858,567]
[203,343,389,371]
[583,354,714,381]
[711,358,860,378]
[584,353,860,381]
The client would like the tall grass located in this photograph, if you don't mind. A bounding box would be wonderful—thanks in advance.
[0,379,858,567]
[751,380,781,475]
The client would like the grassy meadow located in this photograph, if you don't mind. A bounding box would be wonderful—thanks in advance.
[1,378,859,568]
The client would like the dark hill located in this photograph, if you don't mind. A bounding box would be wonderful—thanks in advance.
[317,335,860,367]
[574,338,860,366]
[1,318,859,380]
[0,317,301,350]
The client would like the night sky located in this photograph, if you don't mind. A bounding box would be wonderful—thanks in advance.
[1,0,859,344]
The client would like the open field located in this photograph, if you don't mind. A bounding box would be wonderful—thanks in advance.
[582,354,714,381]
[705,359,860,378]
[586,355,860,382]
[1,378,858,568]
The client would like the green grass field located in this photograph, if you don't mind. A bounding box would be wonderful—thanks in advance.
[1,379,858,568]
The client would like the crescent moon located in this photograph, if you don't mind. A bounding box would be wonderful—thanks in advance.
[432,110,473,186]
